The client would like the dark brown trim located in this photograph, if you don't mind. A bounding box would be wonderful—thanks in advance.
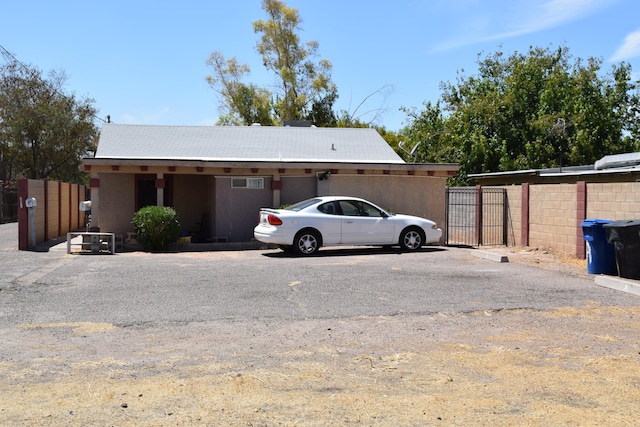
[576,181,587,259]
[521,183,530,246]
[18,179,28,250]
[44,180,49,240]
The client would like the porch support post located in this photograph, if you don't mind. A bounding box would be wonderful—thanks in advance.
[272,171,281,208]
[89,174,100,228]
[156,173,164,207]
[475,185,483,246]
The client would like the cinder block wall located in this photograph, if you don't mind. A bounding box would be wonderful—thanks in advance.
[328,175,447,232]
[486,181,640,258]
[587,182,640,220]
[529,184,577,254]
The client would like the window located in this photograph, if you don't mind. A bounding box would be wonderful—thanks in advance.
[317,201,339,215]
[338,200,384,217]
[286,198,321,211]
[231,177,264,189]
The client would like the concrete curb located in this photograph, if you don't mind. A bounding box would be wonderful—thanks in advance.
[594,275,640,297]
[469,249,509,263]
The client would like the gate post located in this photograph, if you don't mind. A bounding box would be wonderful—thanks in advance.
[502,189,508,245]
[444,187,450,245]
[475,185,483,246]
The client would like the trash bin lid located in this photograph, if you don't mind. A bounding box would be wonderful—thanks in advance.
[603,219,640,228]
[580,218,612,227]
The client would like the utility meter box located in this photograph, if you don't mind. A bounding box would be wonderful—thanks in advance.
[25,197,37,208]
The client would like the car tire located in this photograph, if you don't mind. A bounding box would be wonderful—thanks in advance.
[280,245,294,253]
[399,227,424,252]
[293,229,321,255]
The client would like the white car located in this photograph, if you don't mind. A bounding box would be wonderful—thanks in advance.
[254,196,442,255]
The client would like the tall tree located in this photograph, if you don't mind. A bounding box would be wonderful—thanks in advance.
[205,52,275,126]
[0,56,98,183]
[402,46,639,182]
[253,0,336,122]
[206,0,337,126]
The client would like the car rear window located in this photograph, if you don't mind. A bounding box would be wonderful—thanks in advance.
[285,198,321,211]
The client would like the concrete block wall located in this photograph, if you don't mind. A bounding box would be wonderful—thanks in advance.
[587,182,640,220]
[495,185,522,247]
[529,184,577,254]
[486,181,640,258]
[329,175,448,231]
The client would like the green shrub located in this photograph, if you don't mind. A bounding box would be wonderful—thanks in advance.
[132,206,180,251]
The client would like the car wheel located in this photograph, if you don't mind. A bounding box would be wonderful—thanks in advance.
[294,229,320,255]
[399,227,424,252]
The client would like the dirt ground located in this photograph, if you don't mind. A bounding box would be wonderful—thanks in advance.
[1,247,640,426]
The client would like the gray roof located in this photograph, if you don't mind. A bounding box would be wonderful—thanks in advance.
[95,124,405,164]
[468,152,640,183]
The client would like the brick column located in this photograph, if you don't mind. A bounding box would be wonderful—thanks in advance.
[576,181,587,259]
[521,183,530,246]
[18,179,28,250]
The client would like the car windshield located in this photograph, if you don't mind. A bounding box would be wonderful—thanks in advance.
[285,198,321,212]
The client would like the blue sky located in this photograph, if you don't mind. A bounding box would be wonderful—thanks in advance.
[2,0,639,131]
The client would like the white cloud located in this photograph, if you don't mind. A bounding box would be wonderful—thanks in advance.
[523,0,605,30]
[611,29,640,62]
[432,0,614,52]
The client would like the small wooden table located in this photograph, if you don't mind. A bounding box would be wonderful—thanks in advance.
[67,232,116,254]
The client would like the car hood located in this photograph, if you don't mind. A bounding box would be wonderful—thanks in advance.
[392,213,436,226]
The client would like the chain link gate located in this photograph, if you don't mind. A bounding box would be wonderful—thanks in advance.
[445,187,507,246]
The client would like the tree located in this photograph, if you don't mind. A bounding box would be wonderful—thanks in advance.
[205,52,275,126]
[253,0,336,123]
[206,0,337,126]
[402,45,640,182]
[0,56,98,184]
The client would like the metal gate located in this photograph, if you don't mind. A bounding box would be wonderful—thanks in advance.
[1,189,18,224]
[445,187,507,246]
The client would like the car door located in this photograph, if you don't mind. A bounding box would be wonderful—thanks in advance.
[315,201,342,244]
[338,200,396,244]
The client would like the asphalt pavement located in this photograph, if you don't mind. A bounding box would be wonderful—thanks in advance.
[0,222,637,328]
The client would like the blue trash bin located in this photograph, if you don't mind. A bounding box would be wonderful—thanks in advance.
[580,218,617,275]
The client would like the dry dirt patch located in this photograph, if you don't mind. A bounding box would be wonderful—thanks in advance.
[2,302,640,426]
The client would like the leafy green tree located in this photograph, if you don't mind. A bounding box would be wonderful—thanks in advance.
[402,46,639,182]
[205,52,275,126]
[0,56,98,184]
[206,0,337,126]
[253,0,336,123]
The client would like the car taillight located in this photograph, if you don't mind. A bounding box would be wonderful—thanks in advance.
[267,214,283,226]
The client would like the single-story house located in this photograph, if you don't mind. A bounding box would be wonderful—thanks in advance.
[81,123,458,245]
